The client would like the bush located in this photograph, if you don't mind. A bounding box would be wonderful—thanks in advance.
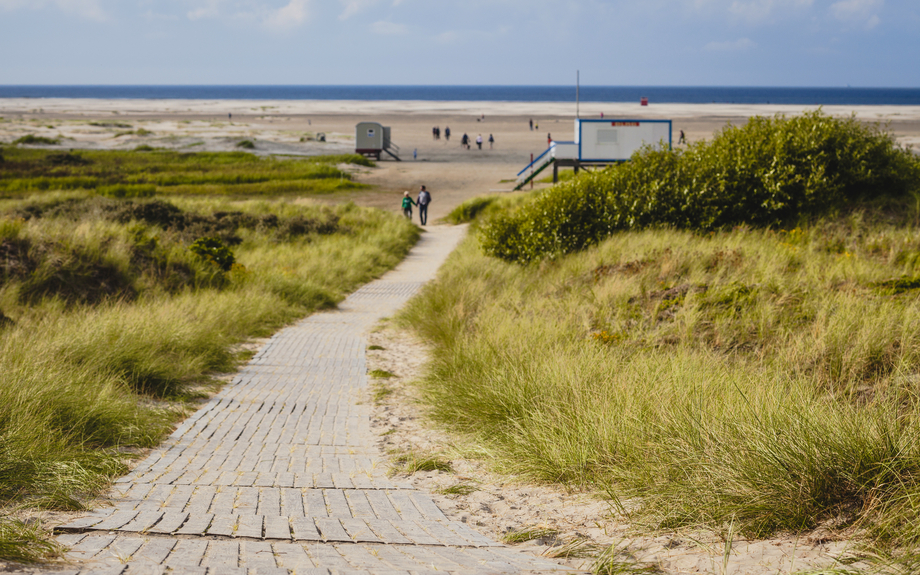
[13,135,59,146]
[445,196,499,224]
[98,184,156,198]
[189,237,235,271]
[481,111,920,264]
[236,140,256,149]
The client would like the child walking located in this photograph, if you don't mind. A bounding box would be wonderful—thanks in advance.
[401,191,416,219]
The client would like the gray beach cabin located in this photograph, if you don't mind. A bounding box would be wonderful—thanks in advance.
[355,122,401,161]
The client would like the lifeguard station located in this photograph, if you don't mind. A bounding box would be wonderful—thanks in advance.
[355,122,401,161]
[514,118,671,190]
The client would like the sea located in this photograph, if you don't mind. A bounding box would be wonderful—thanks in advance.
[1,86,919,106]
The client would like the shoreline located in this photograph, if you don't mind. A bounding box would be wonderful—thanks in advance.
[4,98,920,121]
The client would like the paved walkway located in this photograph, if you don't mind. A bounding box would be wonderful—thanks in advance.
[51,226,571,575]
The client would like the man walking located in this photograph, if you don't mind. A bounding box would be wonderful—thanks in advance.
[417,185,432,226]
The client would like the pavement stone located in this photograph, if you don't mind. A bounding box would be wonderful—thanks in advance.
[47,226,579,575]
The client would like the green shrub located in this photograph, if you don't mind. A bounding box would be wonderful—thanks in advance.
[98,184,156,198]
[445,196,499,224]
[189,236,235,271]
[236,140,256,149]
[481,111,920,264]
[13,135,59,146]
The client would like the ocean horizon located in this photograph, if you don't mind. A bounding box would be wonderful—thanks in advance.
[1,85,919,106]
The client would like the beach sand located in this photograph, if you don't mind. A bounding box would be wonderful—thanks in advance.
[2,98,919,221]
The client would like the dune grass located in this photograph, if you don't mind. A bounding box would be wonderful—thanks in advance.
[0,148,374,196]
[398,205,920,561]
[0,192,417,562]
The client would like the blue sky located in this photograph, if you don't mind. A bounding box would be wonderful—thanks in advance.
[0,0,917,86]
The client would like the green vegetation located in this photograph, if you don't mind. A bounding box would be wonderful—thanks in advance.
[369,369,395,378]
[371,383,394,404]
[400,113,920,566]
[0,517,63,563]
[538,169,577,184]
[236,139,256,149]
[89,121,132,129]
[367,344,385,350]
[0,187,418,561]
[12,135,59,146]
[481,111,920,264]
[501,526,558,544]
[402,221,920,557]
[591,543,659,574]
[390,451,453,474]
[0,148,374,196]
[436,482,477,496]
[189,237,236,271]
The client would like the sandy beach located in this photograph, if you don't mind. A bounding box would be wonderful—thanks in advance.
[3,98,920,221]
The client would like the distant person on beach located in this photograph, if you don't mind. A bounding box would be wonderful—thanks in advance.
[228,113,232,121]
[432,127,437,140]
[678,130,686,144]
[401,191,416,219]
[529,118,533,130]
[417,185,432,226]
[444,126,451,141]
[547,133,552,146]
[476,134,483,149]
[488,134,494,149]
[413,148,417,160]
[461,133,470,149]
[600,112,604,118]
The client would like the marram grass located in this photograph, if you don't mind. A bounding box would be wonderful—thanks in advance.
[0,193,418,561]
[399,214,920,557]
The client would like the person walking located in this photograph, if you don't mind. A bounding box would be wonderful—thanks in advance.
[461,133,469,149]
[488,133,494,149]
[678,130,687,144]
[401,191,416,220]
[529,118,533,130]
[444,126,450,141]
[547,133,552,146]
[416,185,432,226]
[476,134,483,150]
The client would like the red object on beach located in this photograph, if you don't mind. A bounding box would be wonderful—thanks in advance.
[640,97,648,106]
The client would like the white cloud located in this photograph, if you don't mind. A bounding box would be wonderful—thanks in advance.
[830,0,883,28]
[264,0,309,28]
[184,0,309,28]
[704,37,756,50]
[339,0,377,20]
[186,0,222,20]
[0,0,108,20]
[727,0,813,23]
[371,20,407,34]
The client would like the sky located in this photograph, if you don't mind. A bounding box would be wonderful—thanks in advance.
[0,0,917,86]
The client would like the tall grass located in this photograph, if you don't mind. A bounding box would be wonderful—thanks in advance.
[399,213,920,555]
[0,149,373,195]
[0,193,417,561]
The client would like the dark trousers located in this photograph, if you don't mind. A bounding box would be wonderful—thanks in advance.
[418,204,428,225]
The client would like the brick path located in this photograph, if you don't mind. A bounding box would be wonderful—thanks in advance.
[50,226,573,575]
